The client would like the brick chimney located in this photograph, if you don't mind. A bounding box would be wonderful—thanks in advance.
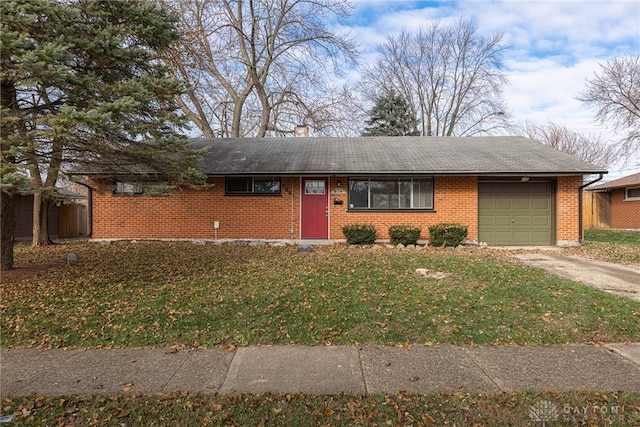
[294,125,309,137]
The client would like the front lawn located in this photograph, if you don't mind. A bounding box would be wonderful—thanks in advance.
[3,241,639,348]
[4,391,640,426]
[571,229,640,264]
[584,229,640,246]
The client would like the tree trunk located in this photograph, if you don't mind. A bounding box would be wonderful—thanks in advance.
[1,77,17,271]
[0,192,16,271]
[32,192,53,247]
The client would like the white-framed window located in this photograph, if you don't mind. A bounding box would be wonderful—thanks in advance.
[225,176,281,195]
[625,186,640,201]
[348,177,434,210]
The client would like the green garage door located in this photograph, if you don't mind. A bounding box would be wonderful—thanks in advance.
[478,181,553,246]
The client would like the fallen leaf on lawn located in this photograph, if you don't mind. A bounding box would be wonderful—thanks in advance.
[423,413,436,424]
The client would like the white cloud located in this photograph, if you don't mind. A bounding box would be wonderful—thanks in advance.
[340,0,640,174]
[503,57,606,130]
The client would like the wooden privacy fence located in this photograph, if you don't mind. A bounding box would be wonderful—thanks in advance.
[58,204,88,238]
[582,191,611,230]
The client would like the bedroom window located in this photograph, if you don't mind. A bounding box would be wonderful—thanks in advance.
[226,177,281,195]
[348,177,434,210]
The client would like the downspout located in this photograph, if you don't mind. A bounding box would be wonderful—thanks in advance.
[578,173,604,244]
[290,177,295,240]
[74,180,93,238]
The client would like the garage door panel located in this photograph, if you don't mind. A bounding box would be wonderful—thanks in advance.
[513,215,531,226]
[531,231,552,244]
[478,181,553,246]
[478,216,494,227]
[532,198,550,209]
[494,215,513,226]
[494,231,513,243]
[513,199,531,210]
[532,216,550,226]
[478,198,494,209]
[527,182,550,196]
[494,199,512,209]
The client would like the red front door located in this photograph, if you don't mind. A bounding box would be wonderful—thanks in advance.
[301,178,329,239]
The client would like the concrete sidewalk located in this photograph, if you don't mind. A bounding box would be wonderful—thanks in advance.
[2,344,639,396]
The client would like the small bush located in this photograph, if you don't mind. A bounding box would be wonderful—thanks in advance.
[428,223,468,247]
[342,223,377,245]
[388,225,422,246]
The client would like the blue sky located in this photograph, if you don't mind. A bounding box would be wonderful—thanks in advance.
[338,0,640,179]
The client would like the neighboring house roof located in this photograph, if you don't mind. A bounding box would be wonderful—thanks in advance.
[194,136,606,176]
[588,172,640,191]
[17,188,87,200]
[57,189,87,199]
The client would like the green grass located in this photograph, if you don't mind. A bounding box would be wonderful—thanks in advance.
[584,229,640,246]
[3,241,639,348]
[576,229,640,264]
[3,391,640,426]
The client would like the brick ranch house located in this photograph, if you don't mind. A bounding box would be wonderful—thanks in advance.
[587,172,640,230]
[81,136,606,246]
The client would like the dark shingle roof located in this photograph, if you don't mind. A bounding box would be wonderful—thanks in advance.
[588,172,640,190]
[194,136,606,175]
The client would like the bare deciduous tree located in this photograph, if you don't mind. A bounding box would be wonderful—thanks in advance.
[161,0,359,137]
[359,18,509,137]
[518,121,617,167]
[578,54,640,160]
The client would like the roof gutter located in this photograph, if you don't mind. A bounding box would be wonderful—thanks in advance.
[578,173,604,244]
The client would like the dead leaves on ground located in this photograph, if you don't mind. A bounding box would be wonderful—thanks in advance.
[3,391,640,426]
[2,241,640,349]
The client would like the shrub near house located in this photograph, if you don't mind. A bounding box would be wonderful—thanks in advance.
[388,225,421,246]
[428,224,468,247]
[342,224,377,245]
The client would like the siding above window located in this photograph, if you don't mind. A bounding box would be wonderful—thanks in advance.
[348,177,434,210]
[625,186,640,200]
[226,177,281,195]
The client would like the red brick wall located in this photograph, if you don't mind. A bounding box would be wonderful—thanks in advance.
[556,176,583,243]
[610,188,640,229]
[91,177,301,240]
[329,176,477,241]
[91,175,585,244]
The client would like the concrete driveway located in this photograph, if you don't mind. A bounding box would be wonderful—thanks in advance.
[514,253,640,302]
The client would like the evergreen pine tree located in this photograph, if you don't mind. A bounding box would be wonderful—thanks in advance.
[362,93,420,136]
[0,0,206,269]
